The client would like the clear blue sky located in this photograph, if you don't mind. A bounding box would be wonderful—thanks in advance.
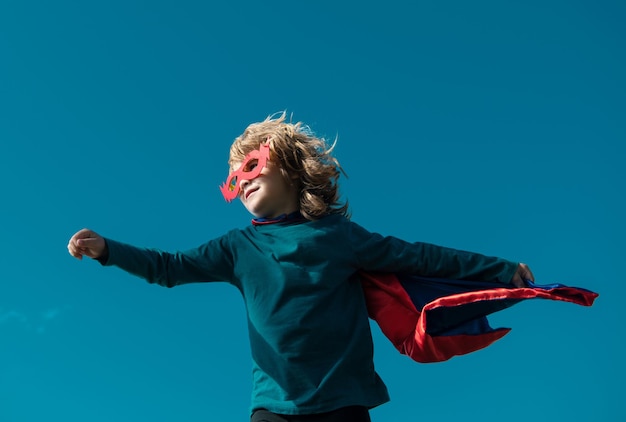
[1,1,624,421]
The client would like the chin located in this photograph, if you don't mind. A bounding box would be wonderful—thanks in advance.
[244,205,268,218]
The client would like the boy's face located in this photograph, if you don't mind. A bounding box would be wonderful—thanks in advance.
[221,143,270,202]
[224,144,300,218]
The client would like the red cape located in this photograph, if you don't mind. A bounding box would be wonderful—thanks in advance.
[361,272,598,363]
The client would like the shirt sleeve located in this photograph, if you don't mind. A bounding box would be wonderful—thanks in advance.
[102,234,235,288]
[347,221,518,283]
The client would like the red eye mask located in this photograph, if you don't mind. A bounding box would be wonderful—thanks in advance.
[220,143,270,202]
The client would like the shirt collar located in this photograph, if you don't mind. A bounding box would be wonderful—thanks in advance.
[252,211,305,226]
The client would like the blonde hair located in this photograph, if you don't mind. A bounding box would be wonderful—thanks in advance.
[228,112,349,220]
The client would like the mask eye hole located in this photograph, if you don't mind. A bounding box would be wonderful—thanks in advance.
[244,159,258,172]
[228,176,238,191]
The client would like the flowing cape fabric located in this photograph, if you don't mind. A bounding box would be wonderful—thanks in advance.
[360,272,598,363]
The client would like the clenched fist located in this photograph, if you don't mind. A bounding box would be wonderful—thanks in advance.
[67,228,107,260]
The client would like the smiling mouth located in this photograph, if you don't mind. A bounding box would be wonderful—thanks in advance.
[245,188,258,200]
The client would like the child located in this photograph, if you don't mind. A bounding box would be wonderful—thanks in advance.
[68,113,534,422]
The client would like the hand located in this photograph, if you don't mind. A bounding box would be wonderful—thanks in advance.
[67,228,107,260]
[510,263,534,287]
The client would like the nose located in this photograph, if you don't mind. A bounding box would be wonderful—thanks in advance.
[239,178,250,193]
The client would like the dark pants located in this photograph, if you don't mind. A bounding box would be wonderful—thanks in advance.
[251,406,371,422]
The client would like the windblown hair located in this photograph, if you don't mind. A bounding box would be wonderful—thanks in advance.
[228,112,349,220]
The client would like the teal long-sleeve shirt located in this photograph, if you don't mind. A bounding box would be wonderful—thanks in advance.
[102,214,518,415]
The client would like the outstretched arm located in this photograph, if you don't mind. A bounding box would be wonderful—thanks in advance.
[67,228,234,287]
[348,220,534,286]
